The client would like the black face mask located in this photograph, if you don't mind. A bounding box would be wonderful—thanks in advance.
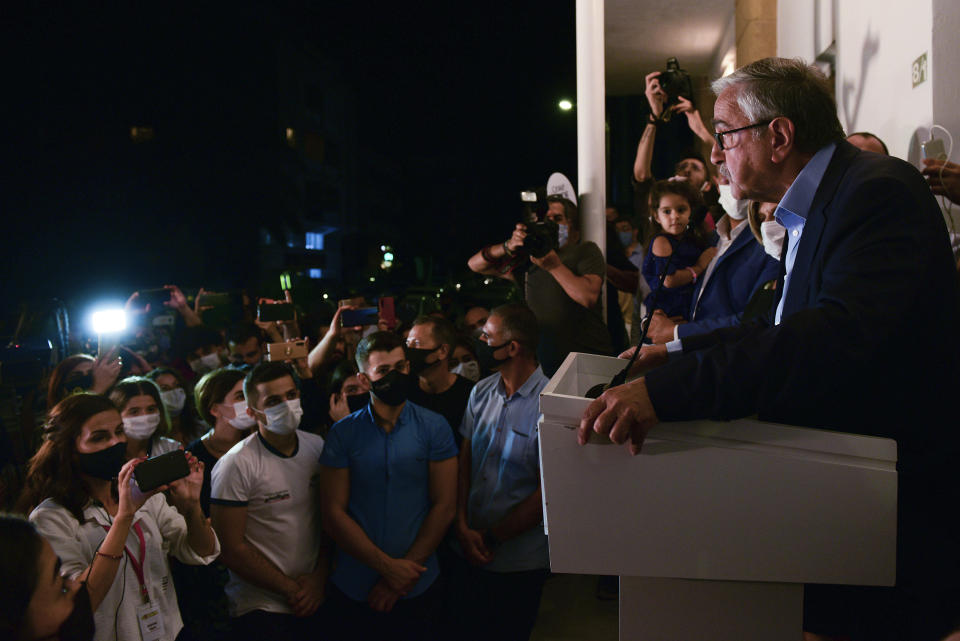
[57,582,95,641]
[346,392,370,413]
[404,345,441,377]
[75,442,126,480]
[370,370,413,407]
[474,338,512,373]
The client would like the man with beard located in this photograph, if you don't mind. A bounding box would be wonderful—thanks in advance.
[320,331,458,640]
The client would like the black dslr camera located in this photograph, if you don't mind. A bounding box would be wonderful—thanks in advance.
[520,190,559,258]
[658,57,694,110]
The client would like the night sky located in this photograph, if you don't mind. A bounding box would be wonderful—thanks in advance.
[3,2,579,318]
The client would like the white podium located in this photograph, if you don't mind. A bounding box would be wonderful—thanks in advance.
[539,353,897,640]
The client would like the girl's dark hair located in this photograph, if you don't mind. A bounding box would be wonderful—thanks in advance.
[0,513,43,638]
[147,367,203,441]
[17,394,119,523]
[109,376,171,439]
[647,179,711,250]
[194,368,247,426]
[46,354,95,408]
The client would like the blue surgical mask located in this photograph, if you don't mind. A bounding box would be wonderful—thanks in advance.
[617,230,633,247]
[557,223,569,248]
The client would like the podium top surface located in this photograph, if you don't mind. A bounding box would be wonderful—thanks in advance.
[541,352,896,463]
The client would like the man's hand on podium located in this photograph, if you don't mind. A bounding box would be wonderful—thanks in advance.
[618,343,668,375]
[578,378,660,456]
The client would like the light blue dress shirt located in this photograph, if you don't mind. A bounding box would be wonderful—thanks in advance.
[457,366,550,572]
[773,142,837,324]
[665,142,838,354]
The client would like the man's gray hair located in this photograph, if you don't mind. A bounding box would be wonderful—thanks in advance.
[712,57,845,154]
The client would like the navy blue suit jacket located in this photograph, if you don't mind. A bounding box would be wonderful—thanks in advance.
[676,225,779,339]
[645,140,960,585]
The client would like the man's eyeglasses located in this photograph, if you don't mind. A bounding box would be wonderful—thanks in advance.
[713,120,772,151]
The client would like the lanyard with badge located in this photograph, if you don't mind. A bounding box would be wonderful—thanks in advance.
[101,521,166,641]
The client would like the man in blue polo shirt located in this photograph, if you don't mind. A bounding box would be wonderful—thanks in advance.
[319,330,457,641]
[448,303,550,641]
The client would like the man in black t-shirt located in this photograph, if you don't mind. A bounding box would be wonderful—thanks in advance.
[405,315,475,443]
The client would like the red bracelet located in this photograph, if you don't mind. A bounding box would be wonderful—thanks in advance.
[687,267,698,283]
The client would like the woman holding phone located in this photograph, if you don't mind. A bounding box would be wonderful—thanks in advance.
[18,393,219,641]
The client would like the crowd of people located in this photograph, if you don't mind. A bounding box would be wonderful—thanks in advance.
[4,54,960,641]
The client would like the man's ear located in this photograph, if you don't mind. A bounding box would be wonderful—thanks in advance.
[436,343,451,361]
[768,116,796,163]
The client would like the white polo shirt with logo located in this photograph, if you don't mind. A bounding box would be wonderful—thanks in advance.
[210,429,324,616]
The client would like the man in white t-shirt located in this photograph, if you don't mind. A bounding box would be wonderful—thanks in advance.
[210,361,327,640]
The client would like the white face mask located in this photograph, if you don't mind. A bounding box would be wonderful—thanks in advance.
[451,360,481,382]
[557,223,569,248]
[717,184,749,221]
[261,398,303,434]
[160,388,187,416]
[122,413,161,440]
[760,221,786,260]
[227,400,257,430]
[189,351,222,374]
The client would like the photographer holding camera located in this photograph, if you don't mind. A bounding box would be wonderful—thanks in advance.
[633,66,719,233]
[468,195,612,376]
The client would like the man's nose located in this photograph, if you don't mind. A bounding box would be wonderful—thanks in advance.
[710,141,724,166]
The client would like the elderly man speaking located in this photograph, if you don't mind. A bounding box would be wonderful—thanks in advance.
[578,58,960,641]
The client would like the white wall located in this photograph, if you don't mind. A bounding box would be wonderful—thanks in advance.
[835,0,933,162]
[932,0,960,165]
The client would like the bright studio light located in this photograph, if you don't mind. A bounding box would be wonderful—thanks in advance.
[91,309,127,334]
[558,99,574,111]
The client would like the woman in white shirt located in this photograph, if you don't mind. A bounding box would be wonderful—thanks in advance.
[19,393,219,641]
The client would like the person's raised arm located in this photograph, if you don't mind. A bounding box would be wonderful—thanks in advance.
[164,285,202,327]
[633,71,666,183]
[211,504,300,601]
[306,306,359,372]
[675,97,715,146]
[467,224,526,280]
[318,465,426,593]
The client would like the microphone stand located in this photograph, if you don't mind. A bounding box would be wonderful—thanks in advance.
[585,251,675,399]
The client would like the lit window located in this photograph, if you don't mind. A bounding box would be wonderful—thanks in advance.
[309,269,324,279]
[305,232,324,250]
[285,128,296,147]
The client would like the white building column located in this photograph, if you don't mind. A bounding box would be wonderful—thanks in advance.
[576,0,606,255]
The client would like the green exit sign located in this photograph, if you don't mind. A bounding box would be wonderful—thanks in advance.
[912,52,928,88]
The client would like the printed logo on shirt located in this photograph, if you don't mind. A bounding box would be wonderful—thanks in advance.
[161,575,170,593]
[264,490,291,503]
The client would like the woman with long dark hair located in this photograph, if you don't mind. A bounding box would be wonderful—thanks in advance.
[109,377,180,459]
[18,394,219,641]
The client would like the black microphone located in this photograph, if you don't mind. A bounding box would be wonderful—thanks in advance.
[585,251,676,399]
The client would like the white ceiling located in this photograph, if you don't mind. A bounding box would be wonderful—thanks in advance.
[605,0,735,95]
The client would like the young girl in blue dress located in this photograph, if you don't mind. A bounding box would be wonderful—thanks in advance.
[641,179,716,321]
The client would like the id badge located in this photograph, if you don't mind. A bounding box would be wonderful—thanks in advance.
[136,601,165,641]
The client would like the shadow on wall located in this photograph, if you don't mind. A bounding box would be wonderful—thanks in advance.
[841,26,880,134]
